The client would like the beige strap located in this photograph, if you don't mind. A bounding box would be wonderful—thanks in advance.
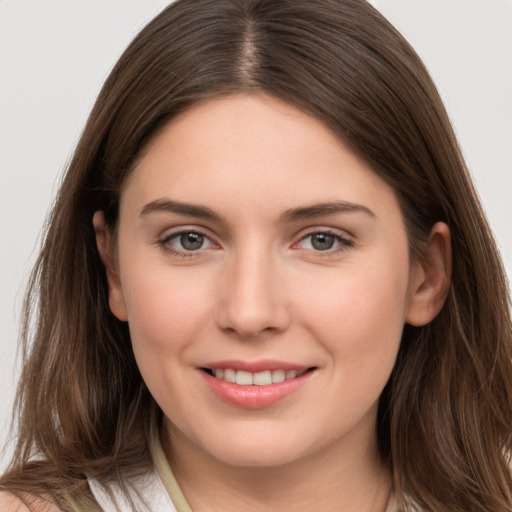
[151,426,194,512]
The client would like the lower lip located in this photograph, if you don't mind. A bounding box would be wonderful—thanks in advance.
[201,370,314,409]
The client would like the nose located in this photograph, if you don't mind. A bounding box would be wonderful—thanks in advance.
[215,248,291,340]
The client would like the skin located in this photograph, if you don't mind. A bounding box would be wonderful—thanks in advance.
[0,493,61,512]
[94,94,451,512]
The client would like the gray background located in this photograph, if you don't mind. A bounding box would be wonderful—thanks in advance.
[1,0,511,469]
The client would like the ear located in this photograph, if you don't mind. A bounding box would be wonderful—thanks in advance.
[93,211,128,321]
[405,222,452,326]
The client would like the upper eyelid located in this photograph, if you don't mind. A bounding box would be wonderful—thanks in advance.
[157,227,219,252]
[294,225,354,241]
[296,232,352,246]
[163,230,211,242]
[291,233,354,260]
[157,229,218,258]
[159,225,216,241]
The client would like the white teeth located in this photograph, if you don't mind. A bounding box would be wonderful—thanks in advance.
[223,368,236,383]
[271,369,285,383]
[210,368,308,386]
[253,370,272,385]
[235,370,253,385]
[285,370,297,379]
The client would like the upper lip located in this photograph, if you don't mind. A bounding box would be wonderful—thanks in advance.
[201,360,313,373]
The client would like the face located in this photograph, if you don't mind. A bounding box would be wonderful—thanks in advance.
[99,94,433,469]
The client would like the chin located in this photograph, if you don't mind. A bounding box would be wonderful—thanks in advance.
[213,447,302,468]
[202,432,317,469]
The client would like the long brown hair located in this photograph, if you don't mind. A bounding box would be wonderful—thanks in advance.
[2,0,511,510]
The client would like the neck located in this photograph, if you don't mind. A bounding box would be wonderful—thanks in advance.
[161,415,392,512]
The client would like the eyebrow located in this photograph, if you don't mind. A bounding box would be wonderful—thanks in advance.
[139,198,375,223]
[279,202,375,222]
[140,199,221,221]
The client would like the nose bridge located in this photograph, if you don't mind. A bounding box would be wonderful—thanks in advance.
[216,240,289,338]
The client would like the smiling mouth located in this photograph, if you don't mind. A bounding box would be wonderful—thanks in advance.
[202,368,315,386]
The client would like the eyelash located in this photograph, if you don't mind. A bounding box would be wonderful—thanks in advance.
[157,229,354,258]
[295,230,353,256]
[158,230,216,258]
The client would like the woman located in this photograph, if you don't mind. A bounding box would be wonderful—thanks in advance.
[1,0,511,511]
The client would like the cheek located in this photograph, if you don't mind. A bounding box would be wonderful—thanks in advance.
[298,257,409,374]
[120,265,213,356]
[343,276,407,339]
[119,267,217,416]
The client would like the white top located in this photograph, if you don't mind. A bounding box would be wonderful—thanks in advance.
[90,469,398,512]
[89,427,398,512]
[89,422,193,512]
[89,467,177,512]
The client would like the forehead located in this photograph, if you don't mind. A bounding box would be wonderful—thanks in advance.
[122,94,401,222]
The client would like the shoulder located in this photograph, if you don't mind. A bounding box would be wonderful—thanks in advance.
[0,492,30,512]
[0,491,62,511]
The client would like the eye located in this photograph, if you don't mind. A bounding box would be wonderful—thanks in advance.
[160,230,215,254]
[297,231,352,252]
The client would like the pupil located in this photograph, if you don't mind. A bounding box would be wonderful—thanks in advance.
[312,233,334,250]
[181,232,204,250]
